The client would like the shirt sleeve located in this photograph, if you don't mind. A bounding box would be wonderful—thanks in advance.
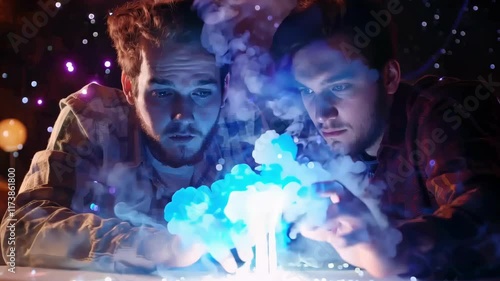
[396,81,500,279]
[0,105,175,273]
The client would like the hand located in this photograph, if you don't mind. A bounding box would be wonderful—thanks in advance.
[141,228,253,273]
[297,181,406,278]
[139,229,205,268]
[203,233,255,273]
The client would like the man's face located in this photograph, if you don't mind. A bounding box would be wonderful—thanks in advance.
[291,37,389,156]
[134,41,222,167]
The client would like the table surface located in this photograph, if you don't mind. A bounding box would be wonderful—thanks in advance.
[0,266,411,281]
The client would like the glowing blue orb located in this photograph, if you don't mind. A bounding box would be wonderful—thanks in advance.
[164,131,333,254]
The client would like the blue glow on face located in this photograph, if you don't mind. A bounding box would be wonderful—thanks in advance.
[164,130,334,256]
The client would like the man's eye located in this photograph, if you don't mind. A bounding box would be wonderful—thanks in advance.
[192,90,212,98]
[299,87,315,96]
[329,83,352,93]
[152,90,175,98]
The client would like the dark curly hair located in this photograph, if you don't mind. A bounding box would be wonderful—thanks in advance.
[271,0,398,73]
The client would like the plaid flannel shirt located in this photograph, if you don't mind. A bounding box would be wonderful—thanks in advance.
[371,76,500,279]
[0,83,265,273]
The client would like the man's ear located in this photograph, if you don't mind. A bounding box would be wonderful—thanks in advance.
[221,72,230,108]
[383,59,401,95]
[121,72,135,105]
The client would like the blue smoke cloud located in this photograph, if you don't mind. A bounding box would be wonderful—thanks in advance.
[164,130,337,260]
[164,130,404,269]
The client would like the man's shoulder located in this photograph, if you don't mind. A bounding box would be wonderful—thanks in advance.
[398,75,500,136]
[59,83,131,125]
[62,83,129,113]
[56,83,133,145]
[409,75,498,106]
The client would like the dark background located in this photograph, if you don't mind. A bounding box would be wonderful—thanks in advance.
[0,0,499,182]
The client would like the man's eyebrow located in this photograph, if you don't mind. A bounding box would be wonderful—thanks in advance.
[323,69,356,85]
[148,78,218,87]
[193,78,218,87]
[148,78,175,86]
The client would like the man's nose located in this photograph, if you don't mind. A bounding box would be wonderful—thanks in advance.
[171,95,194,121]
[315,100,339,126]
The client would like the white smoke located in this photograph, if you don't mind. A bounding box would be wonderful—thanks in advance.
[194,0,302,124]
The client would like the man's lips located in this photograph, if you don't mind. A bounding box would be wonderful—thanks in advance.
[322,129,347,137]
[168,134,195,142]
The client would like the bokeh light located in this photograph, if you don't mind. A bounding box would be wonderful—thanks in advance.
[90,203,99,212]
[0,119,27,153]
[66,62,75,72]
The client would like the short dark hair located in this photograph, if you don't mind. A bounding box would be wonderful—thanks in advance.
[271,0,398,72]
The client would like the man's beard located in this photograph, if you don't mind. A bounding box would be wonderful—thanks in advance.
[136,110,220,168]
[348,83,390,156]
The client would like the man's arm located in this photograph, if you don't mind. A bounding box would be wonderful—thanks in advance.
[396,80,500,279]
[0,105,184,273]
